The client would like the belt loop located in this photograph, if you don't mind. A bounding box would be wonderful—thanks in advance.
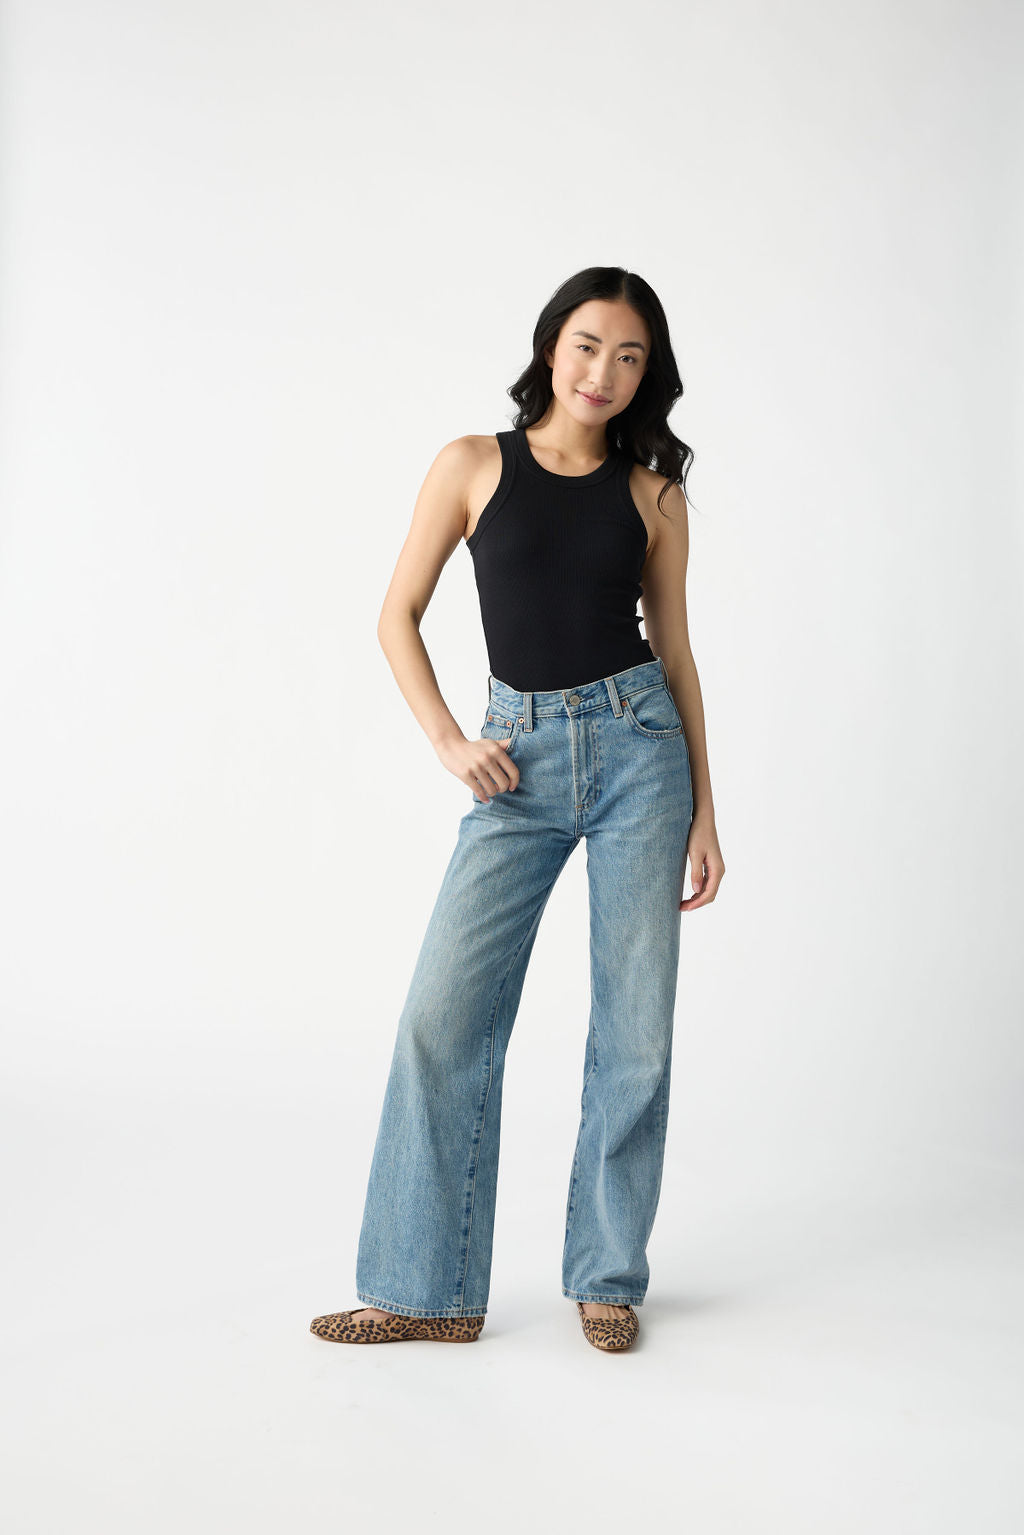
[658,655,668,684]
[523,690,533,731]
[604,674,623,716]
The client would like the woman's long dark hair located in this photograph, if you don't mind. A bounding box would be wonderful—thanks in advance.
[507,266,695,518]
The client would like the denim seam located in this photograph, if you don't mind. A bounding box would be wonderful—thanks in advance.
[563,1025,597,1247]
[590,713,602,807]
[568,707,579,833]
[481,713,523,749]
[491,684,658,721]
[621,695,684,740]
[563,1069,594,1242]
[563,1289,646,1306]
[355,1291,488,1319]
[488,666,665,722]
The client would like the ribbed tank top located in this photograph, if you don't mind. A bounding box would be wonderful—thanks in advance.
[466,427,655,691]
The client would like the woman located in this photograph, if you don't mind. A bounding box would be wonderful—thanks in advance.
[310,266,725,1353]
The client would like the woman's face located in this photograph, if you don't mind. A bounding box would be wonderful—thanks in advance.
[543,298,650,422]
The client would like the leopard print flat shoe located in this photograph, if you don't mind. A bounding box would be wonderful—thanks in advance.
[576,1301,639,1351]
[309,1307,485,1343]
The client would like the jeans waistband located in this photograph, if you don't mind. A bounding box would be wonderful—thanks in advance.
[488,656,668,730]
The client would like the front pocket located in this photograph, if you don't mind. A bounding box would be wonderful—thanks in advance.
[480,709,524,753]
[622,685,683,739]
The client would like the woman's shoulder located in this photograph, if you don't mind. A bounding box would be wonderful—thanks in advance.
[435,433,506,499]
[623,460,686,559]
[433,432,506,474]
[625,456,686,509]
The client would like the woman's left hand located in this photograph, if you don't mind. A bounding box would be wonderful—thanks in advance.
[680,814,724,910]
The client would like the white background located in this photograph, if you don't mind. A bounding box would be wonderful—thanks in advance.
[2,0,1022,1529]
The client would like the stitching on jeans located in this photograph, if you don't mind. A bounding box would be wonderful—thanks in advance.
[622,694,683,739]
[564,1042,597,1242]
[494,684,657,721]
[590,714,601,806]
[488,665,663,723]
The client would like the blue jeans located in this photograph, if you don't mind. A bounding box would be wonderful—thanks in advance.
[355,656,693,1317]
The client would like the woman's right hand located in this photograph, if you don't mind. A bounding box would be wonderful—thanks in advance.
[437,734,520,803]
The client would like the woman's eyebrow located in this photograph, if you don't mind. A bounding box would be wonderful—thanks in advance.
[571,329,647,353]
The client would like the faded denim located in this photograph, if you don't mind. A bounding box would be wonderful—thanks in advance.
[355,656,693,1317]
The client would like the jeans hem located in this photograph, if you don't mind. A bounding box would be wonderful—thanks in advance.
[562,1288,645,1306]
[356,1290,487,1319]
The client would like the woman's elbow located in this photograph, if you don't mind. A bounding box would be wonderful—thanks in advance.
[377,603,421,647]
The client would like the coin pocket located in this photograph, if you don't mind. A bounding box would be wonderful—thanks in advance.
[480,710,524,752]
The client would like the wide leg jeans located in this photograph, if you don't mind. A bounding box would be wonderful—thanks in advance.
[355,657,694,1317]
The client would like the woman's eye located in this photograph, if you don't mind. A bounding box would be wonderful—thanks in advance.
[576,344,636,365]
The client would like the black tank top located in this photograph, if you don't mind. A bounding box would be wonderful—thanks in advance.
[466,427,655,691]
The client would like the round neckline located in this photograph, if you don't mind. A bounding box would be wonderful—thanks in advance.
[514,426,619,485]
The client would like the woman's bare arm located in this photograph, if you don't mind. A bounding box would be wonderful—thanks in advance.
[636,476,725,908]
[637,479,713,821]
[376,437,475,748]
[376,437,518,803]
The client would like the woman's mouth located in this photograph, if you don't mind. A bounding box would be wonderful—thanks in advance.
[578,391,610,406]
